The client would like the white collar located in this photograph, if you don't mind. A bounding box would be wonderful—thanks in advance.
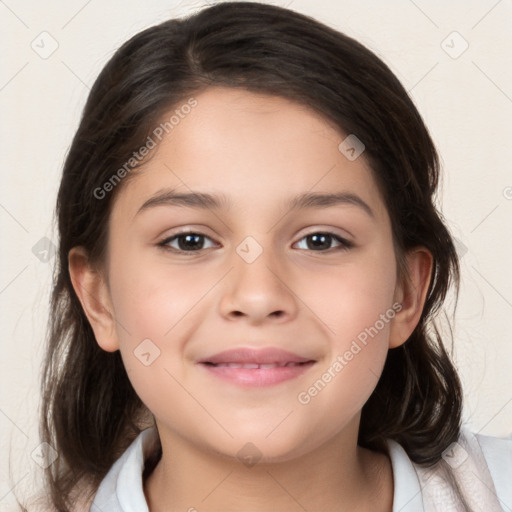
[91,426,510,512]
[91,427,157,512]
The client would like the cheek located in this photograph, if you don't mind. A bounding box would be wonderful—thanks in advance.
[309,247,397,343]
[295,248,396,415]
[107,260,197,418]
[108,246,208,339]
[106,250,218,385]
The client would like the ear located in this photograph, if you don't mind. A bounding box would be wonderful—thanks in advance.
[68,246,119,352]
[389,247,433,349]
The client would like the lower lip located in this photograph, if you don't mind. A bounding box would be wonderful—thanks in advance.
[199,362,315,387]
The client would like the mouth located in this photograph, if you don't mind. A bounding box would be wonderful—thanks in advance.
[202,361,313,369]
[197,347,316,387]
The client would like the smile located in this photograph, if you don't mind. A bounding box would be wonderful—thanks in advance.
[199,360,316,386]
[204,361,308,368]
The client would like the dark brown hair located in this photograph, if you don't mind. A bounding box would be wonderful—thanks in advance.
[21,1,465,509]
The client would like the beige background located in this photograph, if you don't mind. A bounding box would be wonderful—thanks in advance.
[1,0,511,507]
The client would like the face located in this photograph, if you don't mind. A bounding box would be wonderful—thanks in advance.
[94,86,406,461]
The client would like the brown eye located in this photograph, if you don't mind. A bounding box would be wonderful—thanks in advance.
[157,230,353,255]
[159,232,217,252]
[294,232,352,252]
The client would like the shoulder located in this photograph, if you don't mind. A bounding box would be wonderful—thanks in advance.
[424,427,512,511]
[471,428,512,505]
[386,426,512,511]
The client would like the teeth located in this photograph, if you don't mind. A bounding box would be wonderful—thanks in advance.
[211,362,303,369]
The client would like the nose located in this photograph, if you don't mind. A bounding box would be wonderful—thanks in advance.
[218,239,299,326]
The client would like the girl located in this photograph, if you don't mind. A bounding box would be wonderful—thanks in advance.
[27,1,511,511]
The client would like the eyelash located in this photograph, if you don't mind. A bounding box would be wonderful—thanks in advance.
[157,230,353,254]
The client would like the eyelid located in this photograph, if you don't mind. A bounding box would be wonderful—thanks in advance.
[294,225,354,243]
[157,227,354,254]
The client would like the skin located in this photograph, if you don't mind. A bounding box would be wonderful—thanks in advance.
[69,86,432,512]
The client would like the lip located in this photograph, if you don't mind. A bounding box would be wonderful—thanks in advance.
[198,347,313,365]
[197,347,316,387]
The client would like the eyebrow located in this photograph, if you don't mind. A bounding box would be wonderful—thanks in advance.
[136,188,375,218]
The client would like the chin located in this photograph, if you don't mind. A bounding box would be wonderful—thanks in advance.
[205,428,316,466]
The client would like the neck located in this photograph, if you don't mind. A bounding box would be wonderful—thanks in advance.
[143,420,394,512]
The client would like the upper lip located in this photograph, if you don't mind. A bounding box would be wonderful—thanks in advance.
[198,347,315,365]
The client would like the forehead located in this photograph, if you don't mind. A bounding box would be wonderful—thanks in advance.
[112,86,388,222]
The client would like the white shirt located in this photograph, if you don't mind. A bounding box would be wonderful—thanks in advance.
[90,426,512,511]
